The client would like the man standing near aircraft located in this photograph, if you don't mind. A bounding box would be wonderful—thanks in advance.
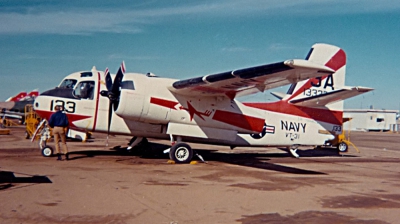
[48,105,69,161]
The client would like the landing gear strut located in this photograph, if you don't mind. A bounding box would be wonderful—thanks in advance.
[289,145,300,158]
[127,137,144,150]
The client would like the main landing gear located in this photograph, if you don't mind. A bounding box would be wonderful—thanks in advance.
[127,137,146,150]
[289,145,300,158]
[170,143,194,163]
[164,135,206,164]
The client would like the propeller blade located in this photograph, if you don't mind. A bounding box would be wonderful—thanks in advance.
[106,99,113,146]
[110,61,125,111]
[104,67,112,91]
[100,61,126,146]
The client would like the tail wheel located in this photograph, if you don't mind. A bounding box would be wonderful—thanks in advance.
[169,143,193,164]
[338,142,349,152]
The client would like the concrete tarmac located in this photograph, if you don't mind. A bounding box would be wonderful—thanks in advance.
[1,127,399,223]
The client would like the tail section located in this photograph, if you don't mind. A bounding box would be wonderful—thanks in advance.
[5,91,28,102]
[283,43,347,110]
[27,90,40,98]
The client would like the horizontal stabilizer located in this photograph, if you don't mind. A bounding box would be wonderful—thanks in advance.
[289,86,373,107]
[270,92,288,100]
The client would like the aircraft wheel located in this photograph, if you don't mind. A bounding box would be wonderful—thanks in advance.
[337,142,348,152]
[169,143,193,164]
[41,146,54,157]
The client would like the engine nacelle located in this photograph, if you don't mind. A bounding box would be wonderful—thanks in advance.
[115,89,145,122]
[115,89,172,124]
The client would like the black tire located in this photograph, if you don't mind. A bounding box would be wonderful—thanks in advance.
[169,143,193,164]
[41,146,53,157]
[337,142,348,152]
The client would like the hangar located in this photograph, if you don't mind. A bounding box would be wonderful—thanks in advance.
[343,109,399,132]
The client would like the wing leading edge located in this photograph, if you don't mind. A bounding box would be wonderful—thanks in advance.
[168,59,335,99]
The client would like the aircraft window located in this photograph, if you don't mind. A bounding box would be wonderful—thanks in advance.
[80,72,93,77]
[121,81,135,90]
[59,79,77,89]
[73,81,95,100]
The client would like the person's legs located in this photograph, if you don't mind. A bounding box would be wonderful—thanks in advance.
[53,127,62,160]
[59,128,69,160]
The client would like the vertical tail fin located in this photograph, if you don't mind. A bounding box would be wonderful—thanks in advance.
[5,91,28,102]
[284,43,347,111]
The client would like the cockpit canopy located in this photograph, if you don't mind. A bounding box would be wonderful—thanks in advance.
[59,79,77,89]
[73,81,95,100]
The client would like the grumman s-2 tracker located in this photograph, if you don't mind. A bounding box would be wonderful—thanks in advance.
[33,43,372,163]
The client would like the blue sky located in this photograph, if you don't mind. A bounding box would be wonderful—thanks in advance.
[1,0,399,110]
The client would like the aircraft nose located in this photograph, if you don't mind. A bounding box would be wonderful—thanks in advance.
[33,95,44,110]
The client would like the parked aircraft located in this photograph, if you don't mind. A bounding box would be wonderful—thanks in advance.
[33,43,372,162]
[0,90,40,123]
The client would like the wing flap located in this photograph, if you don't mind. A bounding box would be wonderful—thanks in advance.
[290,86,374,107]
[167,122,238,141]
[169,59,335,99]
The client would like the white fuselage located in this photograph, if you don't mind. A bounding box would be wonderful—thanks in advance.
[34,70,340,149]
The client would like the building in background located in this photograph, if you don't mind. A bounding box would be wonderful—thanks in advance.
[343,109,399,132]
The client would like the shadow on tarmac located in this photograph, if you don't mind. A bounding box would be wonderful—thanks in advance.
[0,171,52,191]
[62,141,357,175]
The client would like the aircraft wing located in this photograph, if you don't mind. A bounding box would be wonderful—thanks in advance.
[168,59,335,99]
[289,86,374,107]
[1,111,24,119]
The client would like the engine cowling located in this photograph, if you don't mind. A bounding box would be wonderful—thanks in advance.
[114,89,145,122]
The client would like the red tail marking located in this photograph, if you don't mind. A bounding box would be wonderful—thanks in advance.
[7,92,27,102]
[288,48,346,101]
[325,49,346,71]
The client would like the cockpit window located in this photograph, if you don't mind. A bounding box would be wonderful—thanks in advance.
[73,81,95,100]
[121,81,135,90]
[80,72,93,77]
[59,79,77,89]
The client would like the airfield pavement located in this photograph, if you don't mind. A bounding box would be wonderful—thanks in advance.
[0,127,400,224]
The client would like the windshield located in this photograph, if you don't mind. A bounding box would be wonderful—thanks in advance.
[73,81,95,100]
[59,79,77,89]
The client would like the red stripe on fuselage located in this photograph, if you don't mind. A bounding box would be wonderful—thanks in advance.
[244,101,343,126]
[92,72,101,132]
[34,109,92,129]
[212,110,264,132]
[150,97,264,132]
[150,97,179,110]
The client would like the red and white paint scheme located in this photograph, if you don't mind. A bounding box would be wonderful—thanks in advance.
[33,43,372,162]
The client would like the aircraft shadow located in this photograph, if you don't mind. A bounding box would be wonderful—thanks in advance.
[0,171,52,191]
[193,149,328,175]
[66,142,341,175]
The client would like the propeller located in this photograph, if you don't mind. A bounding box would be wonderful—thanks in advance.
[100,61,126,146]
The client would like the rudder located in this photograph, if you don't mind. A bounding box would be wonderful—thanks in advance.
[284,43,347,111]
